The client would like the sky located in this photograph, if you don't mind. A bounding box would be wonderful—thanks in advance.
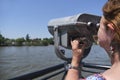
[0,0,107,39]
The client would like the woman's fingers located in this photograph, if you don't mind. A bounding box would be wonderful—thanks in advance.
[71,40,79,50]
[71,39,87,52]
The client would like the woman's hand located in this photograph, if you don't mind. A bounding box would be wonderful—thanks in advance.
[71,38,86,61]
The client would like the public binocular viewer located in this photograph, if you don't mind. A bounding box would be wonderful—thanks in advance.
[48,13,101,62]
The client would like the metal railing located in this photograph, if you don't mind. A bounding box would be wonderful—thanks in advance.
[9,63,64,80]
[9,62,110,80]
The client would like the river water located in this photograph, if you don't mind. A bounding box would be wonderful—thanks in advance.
[0,45,111,80]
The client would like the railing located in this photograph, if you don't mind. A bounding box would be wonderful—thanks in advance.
[9,62,111,80]
[9,63,64,80]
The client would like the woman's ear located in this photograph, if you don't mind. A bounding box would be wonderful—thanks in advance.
[107,23,114,31]
[107,23,115,38]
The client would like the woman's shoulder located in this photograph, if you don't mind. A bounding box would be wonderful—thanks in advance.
[80,74,106,80]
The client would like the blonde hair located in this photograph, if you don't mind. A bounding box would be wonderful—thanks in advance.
[103,0,120,45]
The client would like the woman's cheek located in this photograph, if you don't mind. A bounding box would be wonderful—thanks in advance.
[98,34,111,50]
[98,29,103,43]
[98,30,108,47]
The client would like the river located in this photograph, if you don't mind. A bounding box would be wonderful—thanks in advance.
[0,45,111,80]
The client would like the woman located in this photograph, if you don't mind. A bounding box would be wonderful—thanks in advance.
[65,0,120,80]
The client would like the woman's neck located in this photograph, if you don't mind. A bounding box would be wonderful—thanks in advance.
[111,52,120,65]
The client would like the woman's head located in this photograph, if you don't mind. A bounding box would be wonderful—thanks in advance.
[103,0,120,44]
[98,0,120,54]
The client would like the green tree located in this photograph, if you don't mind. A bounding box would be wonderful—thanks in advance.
[4,38,11,46]
[26,34,30,41]
[16,37,25,46]
[0,34,5,46]
[47,37,54,44]
[41,40,48,46]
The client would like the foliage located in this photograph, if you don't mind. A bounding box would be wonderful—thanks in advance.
[41,39,48,46]
[0,34,54,46]
[26,34,30,42]
[15,37,25,46]
[47,37,54,44]
[0,34,5,45]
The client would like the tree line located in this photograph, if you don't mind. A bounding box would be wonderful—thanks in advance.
[0,34,54,46]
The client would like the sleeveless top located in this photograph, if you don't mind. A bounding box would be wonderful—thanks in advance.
[80,74,106,80]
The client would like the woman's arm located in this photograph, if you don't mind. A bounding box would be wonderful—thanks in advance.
[65,39,86,80]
